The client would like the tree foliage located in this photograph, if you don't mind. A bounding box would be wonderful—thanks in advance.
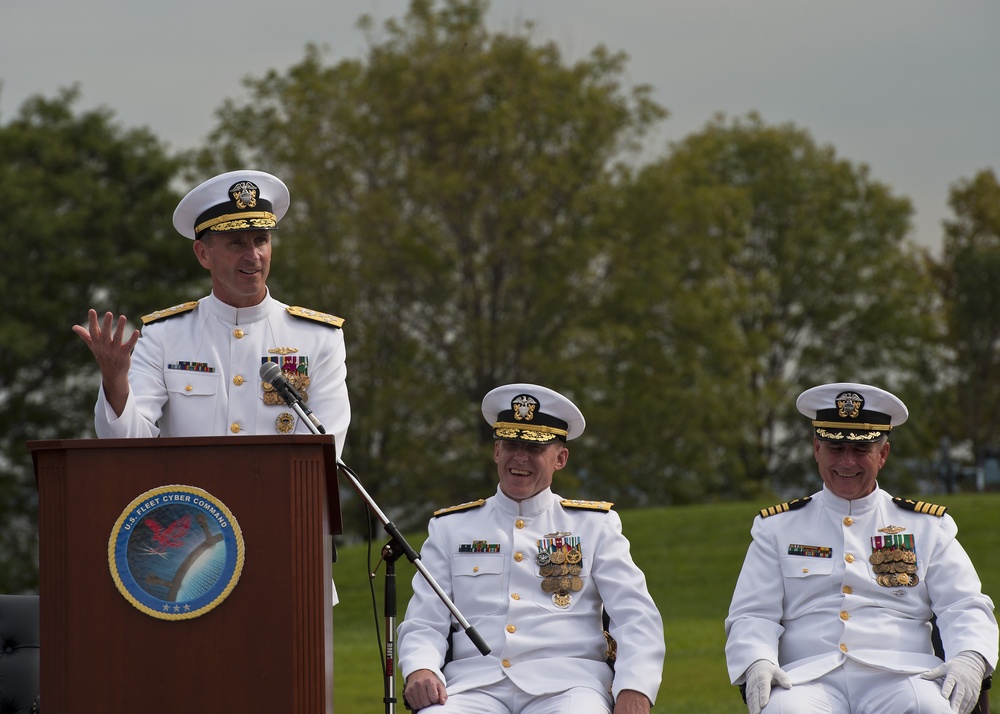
[935,169,1000,458]
[0,87,197,591]
[574,114,941,503]
[1,1,991,573]
[188,0,665,528]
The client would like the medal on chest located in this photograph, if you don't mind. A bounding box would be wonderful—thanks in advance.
[261,350,312,433]
[870,531,918,587]
[536,534,583,608]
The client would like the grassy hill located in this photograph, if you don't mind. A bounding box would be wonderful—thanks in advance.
[332,492,1000,713]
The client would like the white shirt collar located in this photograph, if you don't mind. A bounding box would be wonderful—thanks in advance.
[203,289,275,325]
[494,486,558,517]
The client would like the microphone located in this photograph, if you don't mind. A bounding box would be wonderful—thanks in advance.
[259,361,326,434]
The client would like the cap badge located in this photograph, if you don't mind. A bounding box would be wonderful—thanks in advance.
[836,392,863,419]
[230,181,259,210]
[511,395,538,422]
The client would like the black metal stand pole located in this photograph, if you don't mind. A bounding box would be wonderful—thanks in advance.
[378,538,407,714]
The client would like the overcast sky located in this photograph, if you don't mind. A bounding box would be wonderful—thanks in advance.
[2,0,997,254]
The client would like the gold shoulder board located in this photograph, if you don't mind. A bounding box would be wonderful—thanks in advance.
[286,306,345,329]
[561,499,614,512]
[759,496,812,518]
[141,301,199,325]
[892,497,947,517]
[433,499,487,518]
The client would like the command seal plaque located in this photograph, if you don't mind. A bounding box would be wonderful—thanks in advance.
[108,485,245,620]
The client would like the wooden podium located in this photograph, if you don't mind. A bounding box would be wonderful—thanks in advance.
[29,435,341,713]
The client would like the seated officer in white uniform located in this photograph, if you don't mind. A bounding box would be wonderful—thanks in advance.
[725,382,998,714]
[398,383,664,714]
[73,169,350,456]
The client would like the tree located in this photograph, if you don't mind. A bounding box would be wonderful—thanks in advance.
[0,87,196,591]
[935,169,1000,459]
[187,0,665,528]
[577,114,941,503]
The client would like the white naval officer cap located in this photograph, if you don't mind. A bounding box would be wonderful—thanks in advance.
[172,169,290,240]
[796,382,908,442]
[482,383,586,444]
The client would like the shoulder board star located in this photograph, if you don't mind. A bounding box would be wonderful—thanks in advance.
[892,497,947,517]
[560,499,613,512]
[286,306,345,329]
[141,301,199,325]
[759,496,812,518]
[433,499,487,518]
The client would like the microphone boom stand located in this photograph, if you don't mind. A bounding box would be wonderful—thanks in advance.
[287,399,490,714]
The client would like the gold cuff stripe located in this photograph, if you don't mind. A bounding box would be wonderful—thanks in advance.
[196,211,277,235]
[492,421,568,437]
[812,420,891,431]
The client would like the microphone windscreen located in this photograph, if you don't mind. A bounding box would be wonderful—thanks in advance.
[260,361,282,382]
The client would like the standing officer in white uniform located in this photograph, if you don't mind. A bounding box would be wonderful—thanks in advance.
[725,382,998,714]
[73,169,350,457]
[398,383,664,714]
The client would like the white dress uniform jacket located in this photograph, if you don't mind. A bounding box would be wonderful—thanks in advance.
[94,291,350,457]
[397,487,664,705]
[725,485,998,685]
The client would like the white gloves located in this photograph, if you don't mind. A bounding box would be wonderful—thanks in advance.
[921,650,988,714]
[744,659,792,714]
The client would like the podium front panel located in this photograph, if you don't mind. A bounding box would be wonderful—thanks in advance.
[31,436,338,713]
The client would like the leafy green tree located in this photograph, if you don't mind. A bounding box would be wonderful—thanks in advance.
[578,114,941,503]
[934,169,1000,460]
[0,87,196,591]
[186,0,665,528]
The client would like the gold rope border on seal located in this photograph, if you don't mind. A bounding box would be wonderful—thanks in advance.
[107,484,245,621]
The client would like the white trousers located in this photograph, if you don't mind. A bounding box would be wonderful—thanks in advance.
[419,677,613,714]
[764,659,956,714]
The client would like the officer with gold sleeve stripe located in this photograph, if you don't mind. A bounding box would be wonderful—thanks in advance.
[725,382,997,714]
[73,170,351,457]
[398,384,664,714]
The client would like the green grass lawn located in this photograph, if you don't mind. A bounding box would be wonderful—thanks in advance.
[332,492,1000,713]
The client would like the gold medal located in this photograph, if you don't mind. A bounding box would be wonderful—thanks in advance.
[549,550,566,565]
[570,576,583,592]
[869,551,885,565]
[541,577,560,593]
[275,412,295,433]
[896,572,910,586]
[552,591,572,609]
[566,549,582,564]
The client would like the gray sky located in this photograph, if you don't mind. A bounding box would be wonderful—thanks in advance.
[2,0,997,254]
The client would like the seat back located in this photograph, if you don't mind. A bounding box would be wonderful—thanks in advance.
[0,595,40,714]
